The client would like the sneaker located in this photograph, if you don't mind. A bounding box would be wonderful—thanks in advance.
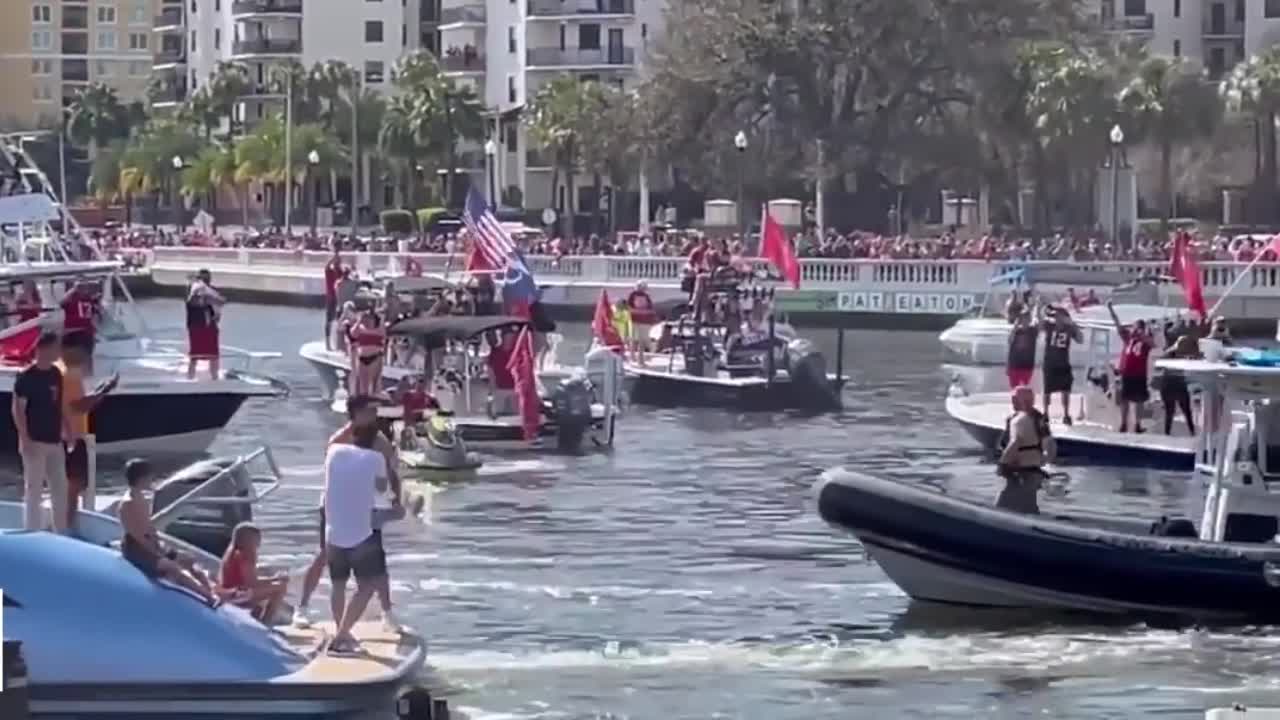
[292,605,314,628]
[382,609,404,633]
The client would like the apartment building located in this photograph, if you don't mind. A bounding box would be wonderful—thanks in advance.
[437,0,664,211]
[1096,0,1280,78]
[0,0,163,130]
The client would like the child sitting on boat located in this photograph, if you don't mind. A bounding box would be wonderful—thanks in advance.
[118,458,219,606]
[218,522,288,622]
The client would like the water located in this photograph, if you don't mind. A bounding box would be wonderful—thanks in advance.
[140,300,1280,718]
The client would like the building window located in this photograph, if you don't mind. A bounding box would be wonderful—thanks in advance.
[1173,0,1180,17]
[1236,0,1245,22]
[1123,0,1145,15]
[505,123,517,149]
[96,60,112,76]
[31,59,52,75]
[129,60,147,75]
[364,60,385,83]
[32,29,53,49]
[579,24,600,50]
[507,74,515,103]
[97,5,117,23]
[33,84,53,102]
[129,2,147,24]
[401,24,406,46]
[365,20,384,42]
[32,4,52,23]
[191,0,197,13]
[214,28,221,49]
[96,31,117,50]
[508,26,515,53]
[1173,39,1181,56]
[215,0,220,9]
[130,32,148,50]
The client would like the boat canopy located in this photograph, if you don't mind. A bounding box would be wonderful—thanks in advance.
[385,274,455,294]
[387,314,529,346]
[991,265,1154,288]
[0,260,122,281]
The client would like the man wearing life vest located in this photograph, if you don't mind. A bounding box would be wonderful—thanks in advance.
[626,281,657,363]
[996,386,1056,514]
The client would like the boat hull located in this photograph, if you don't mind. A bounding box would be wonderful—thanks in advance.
[815,469,1280,620]
[945,393,1194,471]
[628,371,845,411]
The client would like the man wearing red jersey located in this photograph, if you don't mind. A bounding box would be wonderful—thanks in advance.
[60,279,100,364]
[323,242,344,349]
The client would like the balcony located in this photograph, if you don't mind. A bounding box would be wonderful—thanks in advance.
[154,48,186,66]
[440,49,485,73]
[526,46,635,68]
[232,37,302,55]
[62,34,89,54]
[154,7,183,30]
[1203,18,1245,39]
[1103,13,1155,32]
[527,0,634,17]
[62,59,89,83]
[232,0,304,16]
[62,6,88,29]
[440,4,485,25]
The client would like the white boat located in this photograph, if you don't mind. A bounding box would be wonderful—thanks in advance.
[1208,705,1280,719]
[0,261,283,457]
[938,266,1191,366]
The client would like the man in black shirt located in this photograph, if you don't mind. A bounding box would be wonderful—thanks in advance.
[1041,306,1082,425]
[13,332,68,532]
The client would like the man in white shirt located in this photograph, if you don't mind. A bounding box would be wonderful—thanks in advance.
[323,422,388,653]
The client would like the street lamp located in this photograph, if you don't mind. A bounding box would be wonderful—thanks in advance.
[1109,124,1125,246]
[307,150,320,238]
[733,130,748,242]
[171,155,185,234]
[484,138,498,206]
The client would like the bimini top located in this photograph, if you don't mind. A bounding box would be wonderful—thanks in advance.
[0,530,305,685]
[992,265,1160,289]
[385,274,455,295]
[0,260,122,282]
[1158,358,1280,396]
[387,314,529,347]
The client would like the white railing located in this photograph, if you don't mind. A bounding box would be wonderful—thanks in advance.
[146,247,1280,297]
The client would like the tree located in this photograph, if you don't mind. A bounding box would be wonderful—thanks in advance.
[67,83,130,158]
[205,62,252,139]
[392,51,484,207]
[181,143,236,230]
[1119,56,1221,223]
[380,93,433,208]
[117,120,204,229]
[525,75,603,234]
[1221,46,1280,222]
[288,124,344,234]
[178,86,224,141]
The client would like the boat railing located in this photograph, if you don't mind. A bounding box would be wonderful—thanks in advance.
[150,446,283,532]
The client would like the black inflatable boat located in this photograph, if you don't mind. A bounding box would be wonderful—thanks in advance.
[814,468,1280,621]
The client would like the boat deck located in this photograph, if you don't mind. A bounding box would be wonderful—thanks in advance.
[276,620,422,684]
[945,391,1195,470]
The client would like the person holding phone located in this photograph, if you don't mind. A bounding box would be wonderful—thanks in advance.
[58,332,118,533]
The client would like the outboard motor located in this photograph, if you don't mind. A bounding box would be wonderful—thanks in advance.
[151,458,254,555]
[785,338,842,411]
[550,376,594,452]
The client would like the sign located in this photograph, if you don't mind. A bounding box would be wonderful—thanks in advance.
[774,290,840,313]
[837,291,885,312]
[892,292,975,314]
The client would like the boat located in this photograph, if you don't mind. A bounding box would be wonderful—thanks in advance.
[815,356,1280,621]
[299,272,574,398]
[0,530,425,718]
[938,267,1191,367]
[944,388,1195,470]
[1208,705,1280,719]
[625,281,845,412]
[336,314,624,453]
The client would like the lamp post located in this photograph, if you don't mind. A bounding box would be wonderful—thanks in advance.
[171,155,185,234]
[307,149,320,238]
[733,131,748,240]
[1109,124,1124,246]
[484,138,498,206]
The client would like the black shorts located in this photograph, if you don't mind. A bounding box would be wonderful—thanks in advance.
[1043,366,1073,395]
[325,296,338,323]
[327,531,387,584]
[1120,374,1150,404]
[316,506,326,552]
[65,438,88,483]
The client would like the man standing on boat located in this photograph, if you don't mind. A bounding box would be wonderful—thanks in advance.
[1108,301,1154,433]
[13,332,69,532]
[997,386,1056,514]
[323,242,344,350]
[185,269,225,381]
[1040,305,1081,425]
[627,281,657,363]
[60,278,100,355]
[1006,309,1038,390]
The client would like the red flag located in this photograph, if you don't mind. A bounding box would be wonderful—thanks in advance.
[0,326,38,365]
[465,232,495,273]
[591,289,624,354]
[1169,231,1207,318]
[760,206,801,289]
[505,326,542,442]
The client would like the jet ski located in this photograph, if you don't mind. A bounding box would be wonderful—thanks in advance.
[396,410,482,482]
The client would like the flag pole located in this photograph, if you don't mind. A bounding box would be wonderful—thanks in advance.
[1207,252,1267,318]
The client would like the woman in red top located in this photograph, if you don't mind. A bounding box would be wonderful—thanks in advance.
[627,281,658,363]
[348,310,386,397]
[218,522,287,622]
[1108,301,1153,433]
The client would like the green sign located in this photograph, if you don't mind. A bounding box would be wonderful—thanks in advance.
[774,290,840,313]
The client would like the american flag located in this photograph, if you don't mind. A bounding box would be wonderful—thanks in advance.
[462,186,516,271]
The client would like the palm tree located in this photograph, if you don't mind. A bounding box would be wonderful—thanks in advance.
[1119,56,1221,224]
[178,87,224,141]
[526,75,602,235]
[287,124,343,235]
[1222,46,1280,222]
[87,138,126,209]
[117,120,204,229]
[67,83,129,158]
[233,116,288,226]
[380,94,432,208]
[392,51,484,207]
[205,61,252,139]
[181,144,236,231]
